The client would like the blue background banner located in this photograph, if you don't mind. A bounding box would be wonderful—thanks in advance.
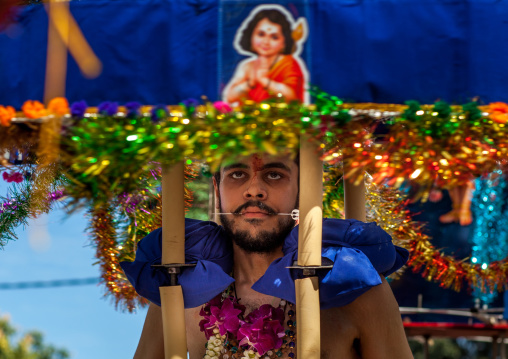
[1,0,507,107]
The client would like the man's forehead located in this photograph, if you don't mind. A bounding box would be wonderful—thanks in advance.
[221,154,296,172]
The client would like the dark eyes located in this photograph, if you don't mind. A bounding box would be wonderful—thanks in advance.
[230,171,246,179]
[266,172,282,180]
[255,31,280,41]
[227,171,283,181]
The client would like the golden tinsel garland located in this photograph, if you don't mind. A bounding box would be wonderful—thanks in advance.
[92,166,196,312]
[323,166,508,292]
[88,205,148,311]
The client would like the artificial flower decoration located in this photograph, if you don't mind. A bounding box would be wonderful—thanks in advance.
[213,101,232,114]
[488,102,508,124]
[47,97,69,116]
[97,101,119,116]
[70,100,88,118]
[21,100,46,119]
[0,105,15,126]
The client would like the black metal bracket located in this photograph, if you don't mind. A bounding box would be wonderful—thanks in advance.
[286,258,334,277]
[151,263,197,286]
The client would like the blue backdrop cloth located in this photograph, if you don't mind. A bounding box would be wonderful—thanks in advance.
[1,0,508,107]
[120,218,409,309]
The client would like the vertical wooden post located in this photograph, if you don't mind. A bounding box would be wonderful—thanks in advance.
[343,173,366,221]
[160,162,187,359]
[44,0,68,104]
[296,135,323,359]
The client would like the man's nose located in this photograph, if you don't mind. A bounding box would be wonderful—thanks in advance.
[243,174,267,200]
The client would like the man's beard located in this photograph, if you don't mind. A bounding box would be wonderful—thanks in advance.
[219,200,297,254]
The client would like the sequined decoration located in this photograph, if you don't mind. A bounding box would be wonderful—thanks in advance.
[471,171,508,304]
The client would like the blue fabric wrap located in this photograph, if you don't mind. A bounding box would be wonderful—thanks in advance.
[121,218,408,309]
[252,219,409,309]
[120,218,234,309]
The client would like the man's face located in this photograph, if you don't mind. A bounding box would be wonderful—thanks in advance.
[215,154,299,254]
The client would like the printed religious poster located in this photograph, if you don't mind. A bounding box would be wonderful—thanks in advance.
[219,2,311,105]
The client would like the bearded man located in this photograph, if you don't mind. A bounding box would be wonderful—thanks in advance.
[122,154,413,359]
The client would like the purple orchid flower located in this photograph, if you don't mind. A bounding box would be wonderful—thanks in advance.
[98,101,119,116]
[70,100,87,118]
[199,296,245,340]
[237,304,285,355]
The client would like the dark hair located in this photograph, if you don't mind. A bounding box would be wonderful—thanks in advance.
[213,153,300,187]
[239,9,294,55]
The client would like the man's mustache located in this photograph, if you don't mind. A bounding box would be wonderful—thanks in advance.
[232,201,277,215]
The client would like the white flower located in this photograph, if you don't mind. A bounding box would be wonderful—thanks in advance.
[213,328,220,334]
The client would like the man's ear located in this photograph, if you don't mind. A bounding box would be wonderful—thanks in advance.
[212,177,220,209]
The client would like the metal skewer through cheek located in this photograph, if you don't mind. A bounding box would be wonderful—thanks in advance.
[215,209,299,220]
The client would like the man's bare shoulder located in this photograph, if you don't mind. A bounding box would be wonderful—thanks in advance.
[322,277,413,359]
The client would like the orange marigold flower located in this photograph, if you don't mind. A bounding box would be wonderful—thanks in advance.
[0,105,16,127]
[22,100,46,119]
[47,97,69,116]
[489,102,508,113]
[489,102,508,124]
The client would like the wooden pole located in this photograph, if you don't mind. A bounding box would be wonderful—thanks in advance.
[296,135,323,359]
[44,0,69,104]
[343,173,366,221]
[160,162,187,359]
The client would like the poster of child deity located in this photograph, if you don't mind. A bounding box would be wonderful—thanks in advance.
[222,4,310,105]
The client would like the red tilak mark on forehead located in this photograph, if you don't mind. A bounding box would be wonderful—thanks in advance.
[251,155,264,172]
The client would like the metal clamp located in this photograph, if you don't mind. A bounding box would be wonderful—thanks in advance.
[286,258,334,277]
[151,263,197,286]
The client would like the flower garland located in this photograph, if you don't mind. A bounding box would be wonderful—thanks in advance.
[199,287,295,359]
[2,94,507,202]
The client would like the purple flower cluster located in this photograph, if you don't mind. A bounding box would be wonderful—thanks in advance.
[98,101,119,116]
[70,100,87,118]
[199,296,286,356]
